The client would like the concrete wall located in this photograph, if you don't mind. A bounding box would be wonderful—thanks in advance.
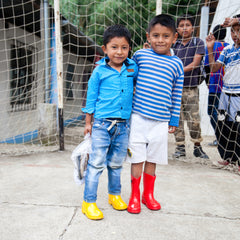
[0,20,93,142]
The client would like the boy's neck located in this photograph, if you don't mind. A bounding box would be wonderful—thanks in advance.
[108,62,123,72]
[181,37,192,45]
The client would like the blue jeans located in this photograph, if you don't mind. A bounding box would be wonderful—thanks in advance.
[84,118,130,203]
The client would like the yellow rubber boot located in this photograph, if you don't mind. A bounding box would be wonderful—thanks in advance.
[108,194,127,210]
[82,201,104,220]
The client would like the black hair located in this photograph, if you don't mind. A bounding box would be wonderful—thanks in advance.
[147,14,176,33]
[103,24,131,46]
[213,24,226,41]
[232,14,240,25]
[233,14,240,19]
[177,14,195,27]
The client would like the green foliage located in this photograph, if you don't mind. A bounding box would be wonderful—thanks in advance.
[162,0,202,18]
[50,0,201,51]
[85,0,156,49]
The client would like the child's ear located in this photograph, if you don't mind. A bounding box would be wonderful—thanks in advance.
[146,32,150,43]
[173,32,178,44]
[101,45,106,54]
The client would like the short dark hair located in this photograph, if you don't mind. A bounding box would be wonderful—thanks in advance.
[213,24,226,41]
[233,14,240,19]
[103,24,131,46]
[177,14,195,27]
[232,14,240,25]
[147,14,176,33]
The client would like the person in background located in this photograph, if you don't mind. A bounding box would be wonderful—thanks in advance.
[206,14,240,166]
[127,14,184,214]
[205,25,229,146]
[81,24,138,220]
[172,14,209,159]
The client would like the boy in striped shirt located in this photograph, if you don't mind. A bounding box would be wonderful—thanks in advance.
[206,15,240,166]
[127,14,184,214]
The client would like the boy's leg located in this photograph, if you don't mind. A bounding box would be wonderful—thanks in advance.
[126,113,147,213]
[142,162,161,210]
[128,162,143,214]
[141,121,168,211]
[174,89,186,158]
[131,162,144,178]
[208,93,217,131]
[208,92,220,146]
[174,102,185,145]
[185,87,208,159]
[84,120,110,203]
[107,121,129,210]
[82,119,110,220]
[186,87,202,142]
[143,161,156,176]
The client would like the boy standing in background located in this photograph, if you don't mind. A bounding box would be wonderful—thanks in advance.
[206,15,240,166]
[204,25,229,146]
[172,14,209,159]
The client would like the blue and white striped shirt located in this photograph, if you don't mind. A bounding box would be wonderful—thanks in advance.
[132,49,184,127]
[217,44,240,93]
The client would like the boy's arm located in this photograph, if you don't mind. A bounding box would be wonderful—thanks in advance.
[168,126,176,134]
[84,113,93,135]
[206,34,222,73]
[183,53,203,73]
[222,17,240,27]
[81,68,101,135]
[169,62,184,127]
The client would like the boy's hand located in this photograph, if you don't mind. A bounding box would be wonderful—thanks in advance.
[84,113,93,135]
[168,126,176,134]
[84,123,92,136]
[222,17,239,27]
[205,33,215,49]
[143,42,150,49]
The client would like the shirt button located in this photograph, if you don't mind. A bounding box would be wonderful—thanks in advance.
[122,89,124,92]
[121,107,123,109]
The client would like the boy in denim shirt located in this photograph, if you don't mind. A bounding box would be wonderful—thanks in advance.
[82,25,138,220]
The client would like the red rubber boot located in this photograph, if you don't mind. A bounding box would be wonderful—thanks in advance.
[142,172,161,210]
[127,175,141,214]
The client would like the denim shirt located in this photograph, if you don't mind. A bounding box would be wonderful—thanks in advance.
[82,57,138,119]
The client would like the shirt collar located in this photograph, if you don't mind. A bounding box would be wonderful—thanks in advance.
[96,56,130,67]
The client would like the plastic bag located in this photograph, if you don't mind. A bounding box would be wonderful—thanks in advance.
[71,133,92,185]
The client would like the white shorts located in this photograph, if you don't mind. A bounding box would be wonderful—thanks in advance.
[126,113,168,165]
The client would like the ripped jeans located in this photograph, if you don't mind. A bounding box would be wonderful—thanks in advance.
[83,118,130,203]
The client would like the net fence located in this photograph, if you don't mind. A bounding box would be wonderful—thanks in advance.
[0,0,239,174]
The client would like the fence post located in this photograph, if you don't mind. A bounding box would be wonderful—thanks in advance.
[156,0,162,15]
[54,0,64,150]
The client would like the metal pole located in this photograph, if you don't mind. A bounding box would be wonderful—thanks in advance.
[44,0,49,103]
[54,0,64,150]
[200,5,209,42]
[156,0,162,15]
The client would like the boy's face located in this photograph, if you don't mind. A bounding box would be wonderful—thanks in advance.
[102,37,130,68]
[177,19,194,39]
[231,24,240,47]
[146,24,177,55]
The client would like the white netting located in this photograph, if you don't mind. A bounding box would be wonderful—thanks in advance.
[0,0,239,173]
